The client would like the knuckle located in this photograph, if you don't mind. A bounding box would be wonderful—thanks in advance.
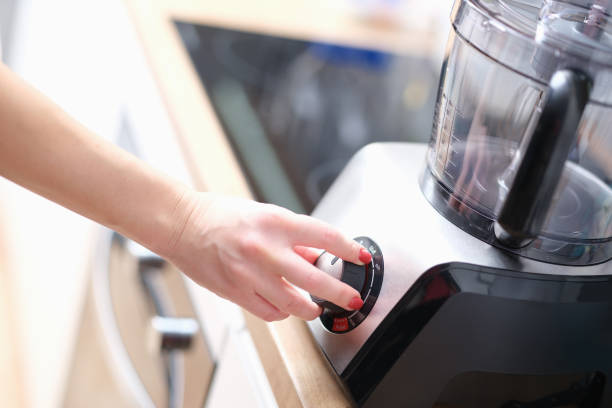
[261,313,276,322]
[261,312,276,322]
[257,206,290,229]
[226,263,248,284]
[239,234,264,257]
[304,306,321,321]
[226,261,242,275]
[276,312,290,321]
[321,228,341,247]
[293,213,311,227]
[283,294,303,312]
[261,309,287,322]
[302,268,322,290]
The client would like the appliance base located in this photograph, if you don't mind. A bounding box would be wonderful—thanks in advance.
[307,142,612,407]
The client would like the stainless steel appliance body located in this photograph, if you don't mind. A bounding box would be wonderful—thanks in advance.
[308,143,611,406]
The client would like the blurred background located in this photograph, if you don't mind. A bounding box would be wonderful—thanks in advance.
[0,0,452,407]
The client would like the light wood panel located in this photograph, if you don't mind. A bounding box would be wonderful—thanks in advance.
[125,0,252,197]
[122,1,436,406]
[271,316,355,407]
[165,0,436,55]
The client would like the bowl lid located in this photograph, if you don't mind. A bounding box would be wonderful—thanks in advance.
[455,0,612,105]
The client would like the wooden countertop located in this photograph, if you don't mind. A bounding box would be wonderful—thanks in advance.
[122,1,439,406]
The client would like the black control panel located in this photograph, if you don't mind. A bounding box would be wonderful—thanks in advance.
[341,262,612,407]
[312,237,384,333]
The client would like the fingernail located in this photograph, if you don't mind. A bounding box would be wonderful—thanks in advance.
[359,247,372,264]
[348,296,364,310]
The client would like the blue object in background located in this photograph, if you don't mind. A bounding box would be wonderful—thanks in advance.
[308,43,392,71]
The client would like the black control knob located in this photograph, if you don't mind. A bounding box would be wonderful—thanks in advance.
[311,251,351,313]
[311,236,384,333]
[311,251,369,314]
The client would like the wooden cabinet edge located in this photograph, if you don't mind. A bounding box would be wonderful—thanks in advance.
[243,313,304,407]
[245,313,355,408]
[123,0,252,197]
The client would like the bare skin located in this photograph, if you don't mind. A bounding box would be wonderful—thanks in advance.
[0,62,367,322]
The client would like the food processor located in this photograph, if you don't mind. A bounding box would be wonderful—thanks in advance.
[307,0,612,406]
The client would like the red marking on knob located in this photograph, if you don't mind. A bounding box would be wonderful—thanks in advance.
[332,317,349,332]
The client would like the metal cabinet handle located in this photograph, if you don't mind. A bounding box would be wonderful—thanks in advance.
[125,241,202,408]
[128,245,200,352]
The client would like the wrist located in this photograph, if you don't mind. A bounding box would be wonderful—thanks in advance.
[151,188,214,263]
[149,184,194,258]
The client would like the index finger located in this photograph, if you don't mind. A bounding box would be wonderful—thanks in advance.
[281,252,362,311]
[289,214,371,265]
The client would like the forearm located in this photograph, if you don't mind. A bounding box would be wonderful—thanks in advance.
[0,63,194,255]
[0,63,369,322]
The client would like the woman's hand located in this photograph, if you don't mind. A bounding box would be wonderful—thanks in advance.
[0,63,370,323]
[165,191,371,322]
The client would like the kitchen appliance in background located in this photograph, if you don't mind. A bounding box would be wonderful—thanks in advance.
[307,0,612,406]
[174,22,438,214]
[63,231,214,408]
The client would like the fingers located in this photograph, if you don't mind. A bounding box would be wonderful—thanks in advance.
[289,215,370,265]
[238,292,289,322]
[293,245,323,264]
[254,273,322,321]
[281,252,361,311]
